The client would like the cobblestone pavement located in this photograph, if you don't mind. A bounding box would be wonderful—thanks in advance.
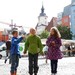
[0,57,75,75]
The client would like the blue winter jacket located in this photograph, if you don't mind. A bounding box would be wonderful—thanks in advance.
[10,37,23,56]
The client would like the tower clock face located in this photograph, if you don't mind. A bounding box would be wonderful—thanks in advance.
[38,16,48,25]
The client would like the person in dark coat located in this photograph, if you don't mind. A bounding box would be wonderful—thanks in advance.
[67,45,71,56]
[4,40,11,64]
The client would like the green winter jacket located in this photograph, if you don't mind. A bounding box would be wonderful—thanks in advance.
[24,35,43,54]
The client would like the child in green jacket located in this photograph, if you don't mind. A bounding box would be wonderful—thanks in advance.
[24,28,43,75]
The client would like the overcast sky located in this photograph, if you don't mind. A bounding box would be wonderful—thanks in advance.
[0,0,71,32]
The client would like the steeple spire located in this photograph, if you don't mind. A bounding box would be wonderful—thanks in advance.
[41,2,44,13]
[39,2,46,16]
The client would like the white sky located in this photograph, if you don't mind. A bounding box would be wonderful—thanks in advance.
[0,0,71,32]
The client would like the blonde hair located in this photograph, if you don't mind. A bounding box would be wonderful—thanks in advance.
[50,27,61,38]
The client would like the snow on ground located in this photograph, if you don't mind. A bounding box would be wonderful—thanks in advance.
[0,57,75,75]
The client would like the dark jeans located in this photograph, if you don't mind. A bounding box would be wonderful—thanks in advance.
[5,50,11,64]
[10,54,19,73]
[28,53,39,75]
[51,60,58,73]
[6,50,10,57]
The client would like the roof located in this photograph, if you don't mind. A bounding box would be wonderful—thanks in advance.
[45,17,57,32]
[39,13,46,16]
[37,24,47,27]
[35,24,47,29]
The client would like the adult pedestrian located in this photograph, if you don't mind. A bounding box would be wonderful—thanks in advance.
[24,28,43,75]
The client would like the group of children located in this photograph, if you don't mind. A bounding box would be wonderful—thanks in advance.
[9,27,63,75]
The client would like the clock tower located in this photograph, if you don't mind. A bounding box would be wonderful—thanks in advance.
[36,4,48,35]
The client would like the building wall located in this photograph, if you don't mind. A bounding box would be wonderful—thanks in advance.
[57,12,63,25]
[45,18,54,32]
[71,5,75,39]
[38,16,48,25]
[2,35,9,42]
[53,17,57,26]
[0,31,3,41]
[36,25,46,35]
[62,16,70,27]
[0,31,9,42]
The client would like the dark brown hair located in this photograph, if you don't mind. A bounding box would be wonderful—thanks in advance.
[50,29,59,38]
[12,31,18,35]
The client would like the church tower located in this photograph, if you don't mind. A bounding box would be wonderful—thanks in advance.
[38,5,48,25]
[36,4,48,35]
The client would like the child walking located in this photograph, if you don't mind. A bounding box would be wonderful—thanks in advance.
[24,28,43,75]
[46,27,63,75]
[10,30,24,75]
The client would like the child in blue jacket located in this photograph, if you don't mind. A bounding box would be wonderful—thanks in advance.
[10,30,24,75]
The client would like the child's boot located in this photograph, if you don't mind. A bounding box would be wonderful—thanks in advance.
[29,72,33,75]
[34,73,37,75]
[10,72,14,75]
[14,71,17,75]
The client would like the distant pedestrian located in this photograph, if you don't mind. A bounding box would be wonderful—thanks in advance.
[4,40,11,64]
[24,28,43,75]
[71,44,75,56]
[67,45,71,56]
[43,45,48,63]
[46,27,63,74]
[10,30,24,75]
